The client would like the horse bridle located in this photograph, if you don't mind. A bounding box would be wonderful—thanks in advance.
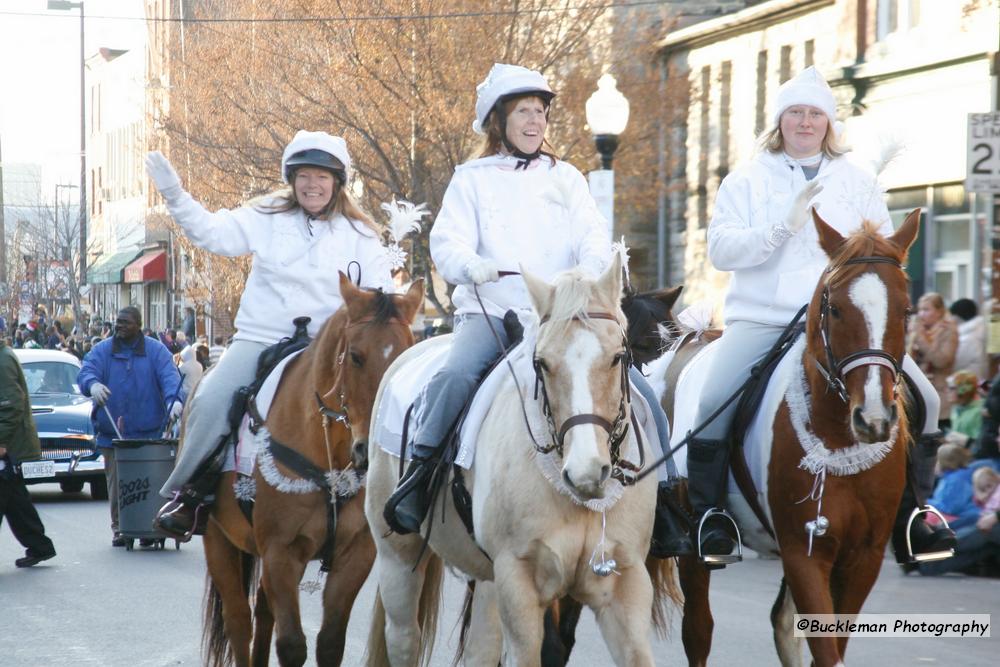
[532,312,644,485]
[814,256,904,403]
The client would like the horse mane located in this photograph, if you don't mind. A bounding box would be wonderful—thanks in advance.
[538,269,625,346]
[823,220,907,289]
[364,288,401,325]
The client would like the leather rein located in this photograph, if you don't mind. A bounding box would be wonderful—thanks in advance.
[814,256,905,403]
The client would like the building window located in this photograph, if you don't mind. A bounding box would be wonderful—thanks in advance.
[755,50,768,136]
[779,45,792,83]
[718,61,732,180]
[804,39,814,68]
[877,0,921,40]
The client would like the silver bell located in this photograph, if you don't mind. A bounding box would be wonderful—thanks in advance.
[814,515,829,536]
[592,559,617,577]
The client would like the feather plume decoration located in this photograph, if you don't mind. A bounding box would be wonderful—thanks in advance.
[381,198,429,243]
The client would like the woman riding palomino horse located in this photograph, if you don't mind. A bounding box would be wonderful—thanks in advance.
[382,64,689,555]
[145,131,394,539]
[684,66,955,565]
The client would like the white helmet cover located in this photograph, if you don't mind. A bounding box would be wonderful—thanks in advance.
[281,130,352,184]
[473,63,555,135]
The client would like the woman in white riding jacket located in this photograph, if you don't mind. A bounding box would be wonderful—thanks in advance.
[384,63,673,536]
[145,131,393,540]
[687,67,955,565]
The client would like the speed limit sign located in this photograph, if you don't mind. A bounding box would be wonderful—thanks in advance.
[967,112,1000,193]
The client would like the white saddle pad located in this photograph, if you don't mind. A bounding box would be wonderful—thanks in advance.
[374,330,662,472]
[222,349,306,476]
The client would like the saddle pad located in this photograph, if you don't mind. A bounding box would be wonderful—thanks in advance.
[222,348,306,476]
[374,328,661,472]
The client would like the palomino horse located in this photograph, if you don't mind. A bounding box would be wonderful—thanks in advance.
[364,254,679,666]
[202,274,423,667]
[676,210,920,667]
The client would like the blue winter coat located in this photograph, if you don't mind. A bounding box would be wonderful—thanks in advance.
[77,335,182,447]
[927,467,980,530]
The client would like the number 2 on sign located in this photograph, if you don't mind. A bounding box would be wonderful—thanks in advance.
[972,143,995,174]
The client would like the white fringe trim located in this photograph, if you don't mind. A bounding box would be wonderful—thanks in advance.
[786,347,897,476]
[254,427,365,500]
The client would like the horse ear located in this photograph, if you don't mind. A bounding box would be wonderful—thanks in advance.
[813,207,845,259]
[597,251,624,302]
[338,271,367,319]
[396,279,425,324]
[888,208,920,256]
[520,265,553,317]
[650,285,683,312]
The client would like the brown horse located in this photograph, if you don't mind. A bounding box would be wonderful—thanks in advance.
[202,274,423,667]
[676,210,920,666]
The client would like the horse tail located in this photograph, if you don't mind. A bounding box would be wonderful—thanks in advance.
[417,552,445,667]
[364,586,390,667]
[202,550,258,667]
[647,554,684,637]
[453,580,476,666]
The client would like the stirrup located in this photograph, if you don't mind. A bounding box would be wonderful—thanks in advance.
[905,506,955,563]
[697,508,743,566]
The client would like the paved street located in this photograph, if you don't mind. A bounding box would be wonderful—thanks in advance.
[1,484,996,666]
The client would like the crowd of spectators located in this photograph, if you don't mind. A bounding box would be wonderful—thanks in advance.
[906,294,1000,577]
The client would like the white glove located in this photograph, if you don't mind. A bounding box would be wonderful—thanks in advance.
[90,383,110,406]
[145,151,183,199]
[465,257,500,285]
[783,180,824,234]
[169,401,184,421]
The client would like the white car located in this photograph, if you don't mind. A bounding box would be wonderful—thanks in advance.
[13,348,106,499]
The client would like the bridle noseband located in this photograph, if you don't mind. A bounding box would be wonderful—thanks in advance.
[532,312,644,485]
[815,256,904,403]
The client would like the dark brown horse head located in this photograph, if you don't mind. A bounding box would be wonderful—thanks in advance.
[621,285,683,367]
[808,208,920,443]
[335,273,424,469]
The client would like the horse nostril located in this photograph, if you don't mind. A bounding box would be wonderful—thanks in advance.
[889,403,898,423]
[562,469,575,490]
[599,465,611,484]
[852,407,866,430]
[352,441,368,469]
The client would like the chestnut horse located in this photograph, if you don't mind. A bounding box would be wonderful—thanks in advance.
[675,210,920,667]
[202,274,423,667]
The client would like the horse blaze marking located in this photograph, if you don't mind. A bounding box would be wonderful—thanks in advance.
[382,344,394,360]
[848,273,889,417]
[566,328,602,457]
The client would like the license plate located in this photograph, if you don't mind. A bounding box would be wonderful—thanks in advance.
[21,460,56,479]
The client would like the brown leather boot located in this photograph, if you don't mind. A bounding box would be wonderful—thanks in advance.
[154,500,204,541]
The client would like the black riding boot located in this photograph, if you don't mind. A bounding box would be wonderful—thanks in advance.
[383,456,438,535]
[154,472,218,542]
[892,432,957,566]
[687,437,739,563]
[650,478,695,558]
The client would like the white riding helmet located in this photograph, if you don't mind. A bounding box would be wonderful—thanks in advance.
[472,63,555,135]
[281,131,352,184]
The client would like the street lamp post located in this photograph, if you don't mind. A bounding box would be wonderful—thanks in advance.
[47,1,87,290]
[585,73,630,241]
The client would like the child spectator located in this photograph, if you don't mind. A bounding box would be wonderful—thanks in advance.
[945,370,983,446]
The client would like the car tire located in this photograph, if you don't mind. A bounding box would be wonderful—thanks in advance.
[90,478,109,501]
[60,480,85,494]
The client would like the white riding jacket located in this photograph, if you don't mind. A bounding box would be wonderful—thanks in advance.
[163,191,393,344]
[709,151,892,327]
[431,154,611,319]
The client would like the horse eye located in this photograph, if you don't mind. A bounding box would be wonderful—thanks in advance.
[611,352,626,367]
[830,304,841,319]
[349,350,363,367]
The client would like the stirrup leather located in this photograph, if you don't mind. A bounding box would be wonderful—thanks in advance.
[904,505,955,564]
[697,508,743,566]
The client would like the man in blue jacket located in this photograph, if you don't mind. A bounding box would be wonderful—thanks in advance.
[77,306,183,546]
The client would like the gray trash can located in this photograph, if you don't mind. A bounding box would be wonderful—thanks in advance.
[112,438,180,551]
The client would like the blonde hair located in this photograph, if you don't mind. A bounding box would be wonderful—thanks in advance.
[972,467,1000,498]
[936,443,972,472]
[759,120,845,159]
[917,292,947,315]
[473,94,557,164]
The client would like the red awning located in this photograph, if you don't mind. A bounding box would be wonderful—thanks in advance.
[123,251,166,283]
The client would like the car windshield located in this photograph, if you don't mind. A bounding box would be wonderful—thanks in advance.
[23,361,82,395]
